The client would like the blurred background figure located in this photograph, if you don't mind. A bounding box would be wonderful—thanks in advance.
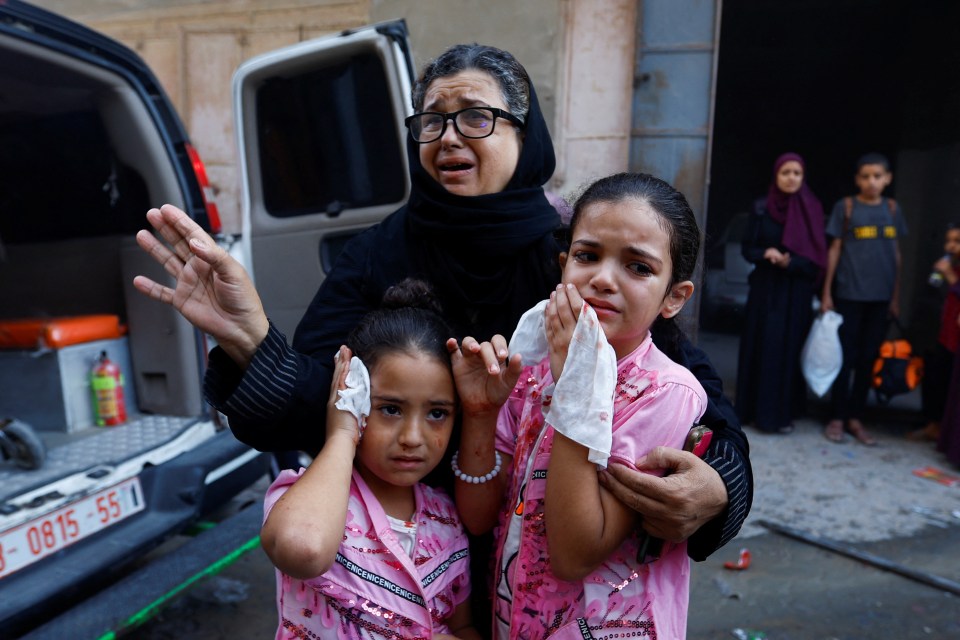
[736,152,826,434]
[910,222,960,443]
[935,275,960,468]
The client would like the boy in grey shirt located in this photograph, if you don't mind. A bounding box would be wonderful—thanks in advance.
[820,152,907,445]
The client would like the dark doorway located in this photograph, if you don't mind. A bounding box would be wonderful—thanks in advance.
[707,0,960,349]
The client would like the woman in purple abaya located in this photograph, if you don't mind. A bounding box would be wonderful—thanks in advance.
[735,152,827,434]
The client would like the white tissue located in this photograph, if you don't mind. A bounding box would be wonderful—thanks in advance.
[509,300,617,467]
[508,300,551,365]
[334,356,371,438]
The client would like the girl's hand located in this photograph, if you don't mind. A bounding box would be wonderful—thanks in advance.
[933,255,952,275]
[263,346,358,579]
[933,256,959,286]
[545,284,583,381]
[448,336,522,417]
[326,346,361,445]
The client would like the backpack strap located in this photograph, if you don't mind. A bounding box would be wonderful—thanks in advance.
[843,197,897,238]
[842,196,853,238]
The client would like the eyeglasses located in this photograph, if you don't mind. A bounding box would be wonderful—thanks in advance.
[404,107,524,143]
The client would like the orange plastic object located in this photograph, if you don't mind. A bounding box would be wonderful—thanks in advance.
[723,548,752,570]
[0,315,125,349]
[872,338,923,391]
[0,318,47,348]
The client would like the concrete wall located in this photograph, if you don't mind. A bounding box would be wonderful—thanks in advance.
[33,0,638,231]
[555,0,637,197]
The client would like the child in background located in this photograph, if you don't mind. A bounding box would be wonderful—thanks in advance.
[910,223,960,442]
[451,172,707,639]
[260,280,480,640]
[936,278,960,467]
[820,152,908,445]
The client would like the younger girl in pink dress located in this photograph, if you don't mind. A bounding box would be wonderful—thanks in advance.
[450,172,707,639]
[261,280,480,640]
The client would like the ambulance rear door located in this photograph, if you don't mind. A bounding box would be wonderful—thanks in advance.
[233,20,415,338]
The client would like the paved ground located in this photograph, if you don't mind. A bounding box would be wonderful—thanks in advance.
[686,331,960,639]
[124,330,960,639]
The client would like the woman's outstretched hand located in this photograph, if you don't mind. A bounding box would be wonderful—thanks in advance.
[133,204,269,368]
[447,335,522,417]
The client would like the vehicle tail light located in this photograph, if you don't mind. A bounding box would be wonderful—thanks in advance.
[184,143,222,233]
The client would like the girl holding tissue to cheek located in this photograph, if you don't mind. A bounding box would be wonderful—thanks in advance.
[451,173,707,639]
[260,279,481,640]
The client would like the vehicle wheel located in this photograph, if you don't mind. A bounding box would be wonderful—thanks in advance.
[0,419,47,470]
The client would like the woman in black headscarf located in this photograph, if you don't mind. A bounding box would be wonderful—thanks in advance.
[134,43,752,602]
[736,152,827,434]
[207,45,561,453]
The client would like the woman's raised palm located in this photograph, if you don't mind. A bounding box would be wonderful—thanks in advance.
[134,204,269,367]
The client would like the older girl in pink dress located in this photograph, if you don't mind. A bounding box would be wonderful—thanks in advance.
[451,173,707,639]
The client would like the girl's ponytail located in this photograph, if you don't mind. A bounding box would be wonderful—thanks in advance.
[379,278,445,316]
[347,278,454,371]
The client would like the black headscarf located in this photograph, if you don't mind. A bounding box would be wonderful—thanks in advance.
[384,81,563,340]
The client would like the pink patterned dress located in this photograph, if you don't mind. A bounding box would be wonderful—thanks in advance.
[264,468,471,639]
[492,334,706,639]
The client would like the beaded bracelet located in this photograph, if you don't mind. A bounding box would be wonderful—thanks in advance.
[451,451,502,484]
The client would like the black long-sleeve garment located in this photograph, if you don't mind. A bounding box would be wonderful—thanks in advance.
[205,208,753,560]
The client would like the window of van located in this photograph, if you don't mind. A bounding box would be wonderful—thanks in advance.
[255,52,406,218]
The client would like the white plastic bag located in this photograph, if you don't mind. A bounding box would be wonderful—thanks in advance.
[801,310,844,397]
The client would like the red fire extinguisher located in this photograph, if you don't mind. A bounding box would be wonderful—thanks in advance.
[91,351,127,426]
